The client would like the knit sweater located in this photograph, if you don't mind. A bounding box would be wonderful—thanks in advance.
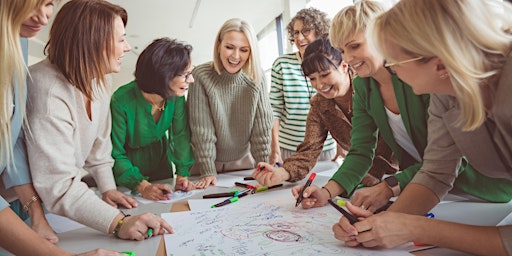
[187,63,273,177]
[284,91,397,183]
[26,59,120,233]
[270,52,335,152]
[111,81,194,191]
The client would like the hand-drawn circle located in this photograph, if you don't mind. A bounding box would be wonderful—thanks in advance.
[263,230,303,242]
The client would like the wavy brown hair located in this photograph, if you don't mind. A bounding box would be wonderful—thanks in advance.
[287,7,330,44]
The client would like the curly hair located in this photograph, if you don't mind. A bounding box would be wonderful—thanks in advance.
[287,7,330,43]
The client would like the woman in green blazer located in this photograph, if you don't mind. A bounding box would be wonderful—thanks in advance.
[293,1,512,212]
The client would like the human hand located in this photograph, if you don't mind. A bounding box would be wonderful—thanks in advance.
[360,173,380,187]
[251,163,289,187]
[333,202,417,248]
[332,201,373,247]
[117,212,174,241]
[141,184,172,201]
[331,144,347,161]
[175,175,196,191]
[195,176,216,189]
[102,189,138,209]
[291,184,329,209]
[75,249,125,256]
[351,182,393,213]
[269,150,283,166]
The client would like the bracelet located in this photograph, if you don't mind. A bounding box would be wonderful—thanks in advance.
[322,186,333,199]
[113,211,131,238]
[23,195,40,212]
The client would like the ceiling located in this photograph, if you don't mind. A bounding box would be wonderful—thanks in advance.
[29,0,287,87]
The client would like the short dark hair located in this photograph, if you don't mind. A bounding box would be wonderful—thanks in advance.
[301,37,343,76]
[135,37,192,98]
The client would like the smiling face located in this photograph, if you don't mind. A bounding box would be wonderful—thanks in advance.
[218,31,250,74]
[293,19,318,57]
[107,16,131,74]
[384,41,454,95]
[169,64,194,97]
[307,62,351,99]
[336,32,384,78]
[20,0,54,38]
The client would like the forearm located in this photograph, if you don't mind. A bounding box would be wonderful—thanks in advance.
[0,208,72,256]
[412,217,507,256]
[322,180,346,199]
[271,119,280,152]
[388,183,439,214]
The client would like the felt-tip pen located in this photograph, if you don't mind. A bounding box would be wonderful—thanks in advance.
[211,197,239,208]
[203,190,239,199]
[295,173,316,207]
[234,182,257,190]
[255,183,284,192]
[328,199,359,224]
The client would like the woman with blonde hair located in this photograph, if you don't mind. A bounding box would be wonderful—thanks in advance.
[0,0,123,255]
[334,0,512,255]
[188,18,273,188]
[295,0,510,213]
[1,0,58,244]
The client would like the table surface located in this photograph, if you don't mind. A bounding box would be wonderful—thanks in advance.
[1,161,509,256]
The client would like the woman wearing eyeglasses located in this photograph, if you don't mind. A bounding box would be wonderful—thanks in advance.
[294,0,511,212]
[111,38,196,200]
[334,0,512,254]
[269,7,339,167]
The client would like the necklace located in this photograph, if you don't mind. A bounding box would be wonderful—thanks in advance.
[152,100,165,111]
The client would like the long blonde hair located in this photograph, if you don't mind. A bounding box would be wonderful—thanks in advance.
[370,0,512,131]
[0,0,39,166]
[212,18,263,86]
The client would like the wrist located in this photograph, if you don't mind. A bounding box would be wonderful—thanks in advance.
[112,211,131,238]
[278,167,290,181]
[383,176,400,197]
[138,180,151,194]
[322,186,333,199]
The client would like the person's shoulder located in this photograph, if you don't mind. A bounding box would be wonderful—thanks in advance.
[29,59,61,80]
[273,52,300,65]
[193,62,214,74]
[112,81,137,101]
[27,59,70,95]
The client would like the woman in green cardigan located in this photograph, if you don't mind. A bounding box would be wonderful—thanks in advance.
[111,38,196,200]
[293,1,512,212]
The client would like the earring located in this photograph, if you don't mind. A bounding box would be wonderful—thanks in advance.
[439,73,449,79]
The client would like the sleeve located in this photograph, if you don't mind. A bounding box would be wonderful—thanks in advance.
[330,82,379,194]
[26,83,118,234]
[249,78,273,164]
[2,130,31,189]
[110,98,147,190]
[283,100,327,182]
[411,94,462,200]
[169,96,194,177]
[269,58,284,119]
[187,73,218,177]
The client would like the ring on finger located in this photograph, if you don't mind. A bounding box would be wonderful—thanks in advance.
[360,205,366,210]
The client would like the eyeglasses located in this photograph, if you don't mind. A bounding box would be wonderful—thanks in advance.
[383,56,424,68]
[178,66,195,81]
[292,28,312,39]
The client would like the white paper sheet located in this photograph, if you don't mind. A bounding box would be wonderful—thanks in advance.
[126,190,196,204]
[163,189,412,256]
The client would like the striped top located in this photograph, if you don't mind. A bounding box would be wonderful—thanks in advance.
[270,52,335,152]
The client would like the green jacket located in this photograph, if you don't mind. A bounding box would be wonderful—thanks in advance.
[110,81,194,191]
[331,75,512,202]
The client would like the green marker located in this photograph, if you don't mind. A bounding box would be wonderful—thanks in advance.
[146,228,153,237]
[121,252,135,256]
[211,196,239,208]
[336,199,346,207]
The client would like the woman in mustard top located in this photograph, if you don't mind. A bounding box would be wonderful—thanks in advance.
[111,38,196,200]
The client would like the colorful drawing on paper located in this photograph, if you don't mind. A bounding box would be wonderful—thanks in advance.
[126,190,194,204]
[162,190,411,256]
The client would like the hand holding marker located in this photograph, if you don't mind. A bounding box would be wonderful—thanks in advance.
[295,173,316,207]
